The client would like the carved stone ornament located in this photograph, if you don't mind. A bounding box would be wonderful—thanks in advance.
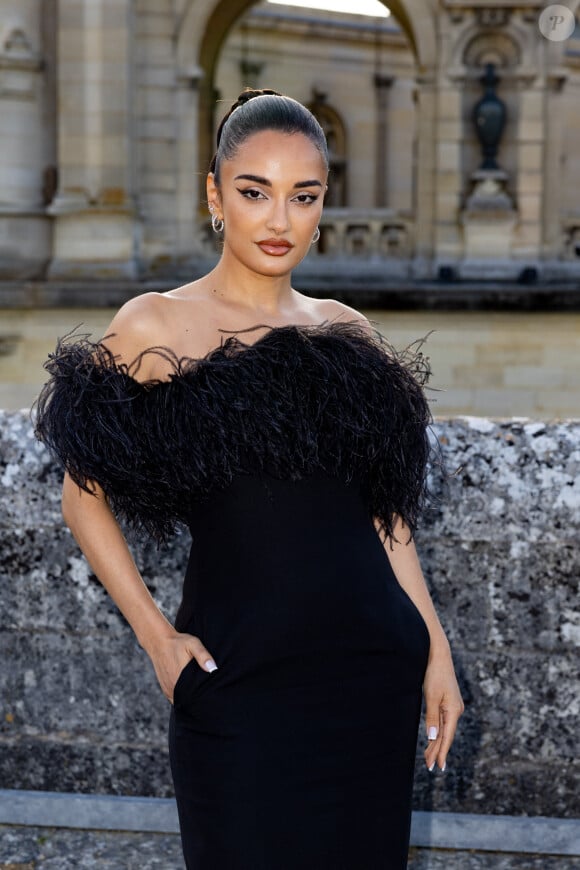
[463,32,521,69]
[472,64,507,171]
[0,28,42,99]
[0,27,41,69]
[3,27,34,58]
[476,8,512,27]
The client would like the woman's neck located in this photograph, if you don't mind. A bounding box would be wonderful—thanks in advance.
[204,259,295,318]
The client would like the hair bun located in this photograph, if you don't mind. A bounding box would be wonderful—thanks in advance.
[234,87,282,109]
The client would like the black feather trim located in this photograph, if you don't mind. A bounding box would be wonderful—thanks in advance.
[33,319,439,545]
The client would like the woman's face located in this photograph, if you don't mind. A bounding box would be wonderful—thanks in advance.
[207,129,328,279]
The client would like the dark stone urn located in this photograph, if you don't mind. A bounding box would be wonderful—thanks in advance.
[473,63,507,171]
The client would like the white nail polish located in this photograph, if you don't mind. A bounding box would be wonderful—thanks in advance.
[428,726,438,740]
[205,659,218,672]
[441,763,447,773]
[428,762,435,772]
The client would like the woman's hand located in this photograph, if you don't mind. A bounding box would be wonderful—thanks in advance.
[373,516,465,774]
[423,644,464,773]
[146,632,219,704]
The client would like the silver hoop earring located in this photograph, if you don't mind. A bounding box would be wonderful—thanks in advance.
[312,227,320,244]
[212,214,224,234]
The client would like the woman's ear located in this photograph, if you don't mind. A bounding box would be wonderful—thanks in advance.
[206,172,222,216]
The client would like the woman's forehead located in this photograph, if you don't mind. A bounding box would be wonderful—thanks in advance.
[223,130,327,174]
[237,129,321,153]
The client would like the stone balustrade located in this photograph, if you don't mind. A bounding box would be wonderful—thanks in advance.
[562,216,580,260]
[196,208,415,263]
[313,208,415,260]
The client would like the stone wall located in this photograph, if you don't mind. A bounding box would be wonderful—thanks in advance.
[0,410,578,819]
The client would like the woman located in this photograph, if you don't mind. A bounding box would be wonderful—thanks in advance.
[35,89,464,869]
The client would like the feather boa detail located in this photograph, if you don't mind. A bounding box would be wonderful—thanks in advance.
[33,319,438,545]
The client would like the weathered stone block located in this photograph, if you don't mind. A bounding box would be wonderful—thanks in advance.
[0,631,169,745]
[0,738,173,796]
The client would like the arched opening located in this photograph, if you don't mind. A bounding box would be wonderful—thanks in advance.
[174,0,437,266]
[193,0,434,198]
[307,93,348,208]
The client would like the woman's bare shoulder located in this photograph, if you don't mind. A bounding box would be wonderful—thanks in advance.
[321,299,373,332]
[99,292,176,376]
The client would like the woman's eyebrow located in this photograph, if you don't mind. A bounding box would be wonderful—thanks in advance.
[234,174,323,189]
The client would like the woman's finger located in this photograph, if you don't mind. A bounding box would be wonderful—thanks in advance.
[435,703,462,771]
[423,704,442,771]
[185,634,218,675]
[423,692,464,772]
[156,634,220,704]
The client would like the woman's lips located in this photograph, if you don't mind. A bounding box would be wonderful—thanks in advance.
[256,239,294,256]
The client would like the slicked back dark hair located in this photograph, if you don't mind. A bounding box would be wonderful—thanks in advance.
[209,88,329,184]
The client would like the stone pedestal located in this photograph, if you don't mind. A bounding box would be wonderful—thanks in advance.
[460,170,518,275]
[48,203,137,281]
[0,212,52,280]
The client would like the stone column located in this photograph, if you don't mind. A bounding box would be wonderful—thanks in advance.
[511,76,545,263]
[48,0,137,280]
[175,66,204,264]
[0,0,54,278]
[374,74,394,208]
[433,82,464,267]
[542,70,567,266]
[411,74,437,278]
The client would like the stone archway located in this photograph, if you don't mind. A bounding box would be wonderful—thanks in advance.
[175,0,437,215]
[185,0,437,72]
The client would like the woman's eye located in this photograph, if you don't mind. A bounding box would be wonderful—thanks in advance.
[237,188,318,204]
[239,188,266,200]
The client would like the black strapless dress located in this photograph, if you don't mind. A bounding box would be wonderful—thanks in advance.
[34,318,436,870]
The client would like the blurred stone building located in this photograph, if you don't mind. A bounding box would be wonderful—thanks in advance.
[0,0,579,416]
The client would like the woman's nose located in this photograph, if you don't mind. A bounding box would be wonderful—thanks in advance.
[266,199,290,234]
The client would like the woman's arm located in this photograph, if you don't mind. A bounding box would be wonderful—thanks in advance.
[374,514,464,772]
[61,473,219,701]
[56,296,220,700]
